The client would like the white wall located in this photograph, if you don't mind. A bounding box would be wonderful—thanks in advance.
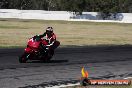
[0,9,71,20]
[0,9,132,23]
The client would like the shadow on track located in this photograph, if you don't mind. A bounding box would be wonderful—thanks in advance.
[26,60,68,63]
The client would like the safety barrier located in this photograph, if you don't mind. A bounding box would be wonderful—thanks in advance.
[0,9,132,23]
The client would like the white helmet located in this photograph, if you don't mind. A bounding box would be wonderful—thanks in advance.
[46,27,53,33]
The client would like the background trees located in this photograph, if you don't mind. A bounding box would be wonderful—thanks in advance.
[0,0,132,13]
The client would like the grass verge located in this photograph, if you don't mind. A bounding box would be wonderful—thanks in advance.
[0,19,132,48]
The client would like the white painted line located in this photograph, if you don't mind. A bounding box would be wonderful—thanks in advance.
[45,77,132,88]
[45,82,80,88]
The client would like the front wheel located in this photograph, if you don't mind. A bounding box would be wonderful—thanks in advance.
[19,53,29,63]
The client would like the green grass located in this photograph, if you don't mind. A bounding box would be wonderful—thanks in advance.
[0,19,132,48]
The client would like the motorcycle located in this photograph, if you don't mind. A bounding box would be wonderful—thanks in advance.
[19,35,54,63]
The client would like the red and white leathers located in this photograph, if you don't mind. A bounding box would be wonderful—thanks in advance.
[40,32,60,50]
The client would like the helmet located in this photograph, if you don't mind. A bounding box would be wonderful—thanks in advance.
[46,27,53,34]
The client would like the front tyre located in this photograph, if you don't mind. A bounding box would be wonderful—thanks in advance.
[19,53,29,63]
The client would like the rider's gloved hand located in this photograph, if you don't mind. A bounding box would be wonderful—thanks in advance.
[46,45,50,47]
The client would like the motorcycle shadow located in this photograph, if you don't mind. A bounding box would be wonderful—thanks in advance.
[27,60,68,63]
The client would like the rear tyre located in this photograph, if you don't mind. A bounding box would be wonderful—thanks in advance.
[42,50,54,63]
[42,56,50,63]
[19,53,29,63]
[48,50,54,60]
[44,58,50,63]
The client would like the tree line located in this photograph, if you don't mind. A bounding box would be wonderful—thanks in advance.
[0,0,132,13]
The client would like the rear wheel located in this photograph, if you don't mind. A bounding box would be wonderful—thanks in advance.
[41,55,51,63]
[19,53,29,63]
[48,50,54,60]
[43,58,50,63]
[46,50,54,62]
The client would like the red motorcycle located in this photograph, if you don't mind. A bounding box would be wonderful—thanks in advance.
[19,35,54,63]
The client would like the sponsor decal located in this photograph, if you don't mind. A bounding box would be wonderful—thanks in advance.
[80,67,131,86]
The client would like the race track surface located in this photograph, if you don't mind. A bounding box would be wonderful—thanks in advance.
[0,45,132,88]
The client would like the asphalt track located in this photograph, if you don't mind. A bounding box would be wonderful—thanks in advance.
[0,45,132,88]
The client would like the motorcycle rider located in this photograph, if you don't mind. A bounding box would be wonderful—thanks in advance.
[39,27,60,51]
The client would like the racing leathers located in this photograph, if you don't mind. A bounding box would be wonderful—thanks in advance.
[39,32,60,50]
